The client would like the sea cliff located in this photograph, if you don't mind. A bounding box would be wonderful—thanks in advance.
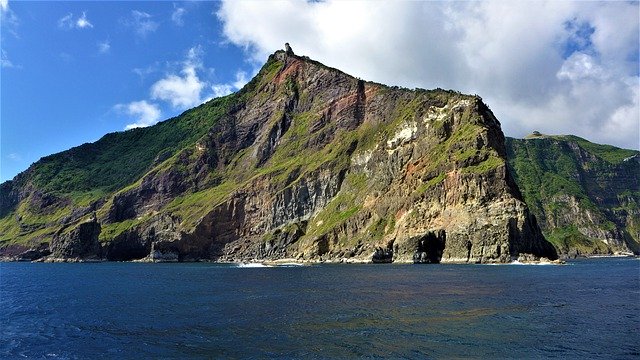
[1,50,559,263]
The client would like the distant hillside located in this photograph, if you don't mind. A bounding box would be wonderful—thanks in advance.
[506,134,639,256]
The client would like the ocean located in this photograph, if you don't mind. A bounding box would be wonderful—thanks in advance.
[1,258,639,359]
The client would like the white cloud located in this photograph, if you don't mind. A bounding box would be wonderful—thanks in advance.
[115,100,162,130]
[557,53,606,82]
[0,0,18,37]
[1,49,15,68]
[125,10,159,38]
[151,68,204,108]
[119,47,262,128]
[150,46,206,109]
[97,40,110,54]
[7,153,21,161]
[210,84,233,98]
[58,11,93,30]
[172,5,186,26]
[208,71,251,100]
[76,11,93,29]
[232,71,248,89]
[218,0,640,150]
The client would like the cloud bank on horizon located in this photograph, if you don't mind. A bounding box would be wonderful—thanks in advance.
[218,0,639,150]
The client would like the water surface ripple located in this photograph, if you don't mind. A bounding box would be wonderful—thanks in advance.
[1,258,639,358]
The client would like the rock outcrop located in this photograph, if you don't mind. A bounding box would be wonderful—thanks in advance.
[0,49,559,263]
[49,218,101,259]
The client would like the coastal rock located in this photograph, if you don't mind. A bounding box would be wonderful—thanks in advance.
[49,219,101,259]
[0,49,563,263]
[15,243,51,261]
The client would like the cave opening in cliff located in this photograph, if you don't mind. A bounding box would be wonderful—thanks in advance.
[413,230,446,264]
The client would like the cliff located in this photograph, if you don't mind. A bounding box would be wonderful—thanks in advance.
[0,50,557,263]
[506,134,639,257]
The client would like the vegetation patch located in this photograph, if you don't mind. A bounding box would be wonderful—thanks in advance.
[559,135,638,164]
[164,181,237,230]
[30,95,235,196]
[460,155,503,174]
[307,192,361,237]
[99,217,147,242]
[546,225,610,255]
[416,173,446,195]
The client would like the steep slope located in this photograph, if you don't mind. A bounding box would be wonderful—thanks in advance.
[0,94,236,251]
[0,50,557,263]
[506,134,639,256]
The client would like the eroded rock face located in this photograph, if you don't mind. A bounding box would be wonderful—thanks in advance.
[49,219,101,259]
[129,52,557,264]
[0,50,560,263]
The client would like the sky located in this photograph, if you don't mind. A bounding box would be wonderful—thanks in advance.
[1,1,639,182]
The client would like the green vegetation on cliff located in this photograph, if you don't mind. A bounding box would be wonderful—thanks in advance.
[31,96,235,195]
[0,51,555,264]
[506,135,639,256]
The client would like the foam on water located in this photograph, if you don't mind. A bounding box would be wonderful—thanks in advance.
[236,263,272,268]
[274,262,307,267]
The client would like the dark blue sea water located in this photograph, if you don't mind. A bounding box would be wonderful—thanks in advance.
[1,258,639,359]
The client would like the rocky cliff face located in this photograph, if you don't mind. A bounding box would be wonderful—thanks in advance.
[506,135,639,257]
[0,50,557,263]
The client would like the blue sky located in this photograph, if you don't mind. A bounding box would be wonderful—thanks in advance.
[1,1,251,182]
[2,1,639,182]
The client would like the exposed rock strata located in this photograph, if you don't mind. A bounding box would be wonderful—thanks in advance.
[0,50,559,263]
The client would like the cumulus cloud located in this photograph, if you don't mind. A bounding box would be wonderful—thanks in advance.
[232,71,248,89]
[58,11,93,30]
[217,0,639,149]
[117,45,253,130]
[124,10,159,38]
[172,4,186,26]
[115,100,162,130]
[150,46,206,108]
[151,67,204,108]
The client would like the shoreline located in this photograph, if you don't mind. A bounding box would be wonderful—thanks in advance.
[1,253,636,265]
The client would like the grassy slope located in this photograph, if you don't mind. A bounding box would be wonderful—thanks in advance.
[0,55,284,246]
[506,135,639,254]
[0,89,238,247]
[0,52,510,251]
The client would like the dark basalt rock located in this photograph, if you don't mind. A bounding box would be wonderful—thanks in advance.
[372,247,393,263]
[413,230,446,264]
[16,243,51,261]
[50,219,101,259]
